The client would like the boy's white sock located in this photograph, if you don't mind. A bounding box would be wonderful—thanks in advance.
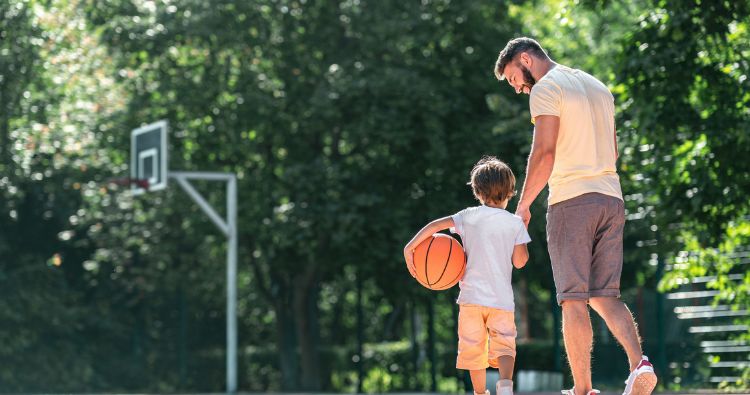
[496,379,513,395]
[474,390,489,395]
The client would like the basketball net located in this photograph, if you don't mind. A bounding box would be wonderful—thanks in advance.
[105,177,150,191]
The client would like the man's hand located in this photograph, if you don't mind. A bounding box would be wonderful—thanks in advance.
[403,246,416,278]
[516,204,531,228]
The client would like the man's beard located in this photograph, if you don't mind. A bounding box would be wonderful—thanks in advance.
[521,65,536,90]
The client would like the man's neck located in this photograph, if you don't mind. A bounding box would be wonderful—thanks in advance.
[533,59,558,82]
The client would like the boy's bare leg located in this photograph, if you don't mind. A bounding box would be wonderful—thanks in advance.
[562,300,593,395]
[589,296,643,370]
[496,356,515,394]
[497,356,515,379]
[469,369,487,394]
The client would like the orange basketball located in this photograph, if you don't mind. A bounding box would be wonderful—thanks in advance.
[411,233,466,290]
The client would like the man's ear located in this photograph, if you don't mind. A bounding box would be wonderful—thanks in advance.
[518,52,534,69]
[519,52,532,67]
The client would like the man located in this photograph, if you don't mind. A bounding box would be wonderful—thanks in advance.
[493,37,658,395]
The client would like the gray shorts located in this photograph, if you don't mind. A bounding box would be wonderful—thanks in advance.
[546,193,624,305]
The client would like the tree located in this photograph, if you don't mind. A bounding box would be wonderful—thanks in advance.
[616,0,750,388]
[0,0,133,391]
[80,0,535,390]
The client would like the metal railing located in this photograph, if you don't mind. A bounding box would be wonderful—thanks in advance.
[666,247,749,387]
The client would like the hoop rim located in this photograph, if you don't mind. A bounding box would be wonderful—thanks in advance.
[105,177,150,190]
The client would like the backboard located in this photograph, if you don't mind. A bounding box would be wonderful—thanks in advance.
[131,120,168,195]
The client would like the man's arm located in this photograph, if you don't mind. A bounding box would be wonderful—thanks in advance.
[515,115,560,227]
[614,128,618,161]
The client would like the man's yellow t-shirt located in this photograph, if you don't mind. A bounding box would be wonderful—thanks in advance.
[529,64,623,205]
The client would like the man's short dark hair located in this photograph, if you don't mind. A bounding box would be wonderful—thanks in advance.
[494,37,548,80]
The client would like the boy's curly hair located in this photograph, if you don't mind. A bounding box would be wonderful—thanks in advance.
[468,156,516,204]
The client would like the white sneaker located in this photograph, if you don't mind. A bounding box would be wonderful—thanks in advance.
[623,355,658,395]
[561,389,600,395]
[473,390,489,395]
[496,379,513,395]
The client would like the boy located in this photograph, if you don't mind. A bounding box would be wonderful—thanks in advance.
[403,156,531,395]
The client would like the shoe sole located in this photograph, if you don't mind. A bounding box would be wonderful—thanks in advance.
[631,371,657,395]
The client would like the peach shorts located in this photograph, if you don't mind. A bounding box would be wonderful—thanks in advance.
[456,304,517,370]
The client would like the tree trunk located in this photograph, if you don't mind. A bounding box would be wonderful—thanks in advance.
[516,277,530,341]
[178,284,188,389]
[293,263,321,391]
[356,272,364,393]
[551,295,562,371]
[295,284,321,390]
[274,282,299,391]
[427,297,436,392]
[410,301,420,390]
[383,301,403,340]
[328,283,347,344]
[0,103,10,168]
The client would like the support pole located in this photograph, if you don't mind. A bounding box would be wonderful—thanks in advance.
[170,171,238,393]
[227,175,238,393]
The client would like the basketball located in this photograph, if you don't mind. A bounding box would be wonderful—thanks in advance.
[411,233,466,290]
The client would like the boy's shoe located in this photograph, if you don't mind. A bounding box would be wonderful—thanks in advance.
[623,355,657,395]
[561,389,600,395]
[473,390,490,395]
[496,379,513,395]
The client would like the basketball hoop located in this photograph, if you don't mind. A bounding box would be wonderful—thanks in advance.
[121,120,238,391]
[131,120,167,195]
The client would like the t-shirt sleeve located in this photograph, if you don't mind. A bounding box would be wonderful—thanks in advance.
[529,80,562,122]
[515,221,531,245]
[450,210,466,236]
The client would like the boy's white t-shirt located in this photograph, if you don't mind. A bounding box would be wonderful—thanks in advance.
[529,64,623,205]
[450,205,531,311]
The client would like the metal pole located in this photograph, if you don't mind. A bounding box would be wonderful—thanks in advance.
[169,171,238,393]
[227,175,238,393]
[172,175,230,235]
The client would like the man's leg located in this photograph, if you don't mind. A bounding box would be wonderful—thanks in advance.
[588,197,643,371]
[546,195,601,394]
[561,300,593,395]
[590,297,657,395]
[589,296,642,370]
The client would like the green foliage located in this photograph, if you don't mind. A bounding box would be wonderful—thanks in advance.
[0,0,133,391]
[76,0,540,391]
[617,0,750,238]
[617,0,750,388]
[2,0,747,391]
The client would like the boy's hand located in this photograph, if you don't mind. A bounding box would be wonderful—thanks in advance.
[403,246,416,278]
